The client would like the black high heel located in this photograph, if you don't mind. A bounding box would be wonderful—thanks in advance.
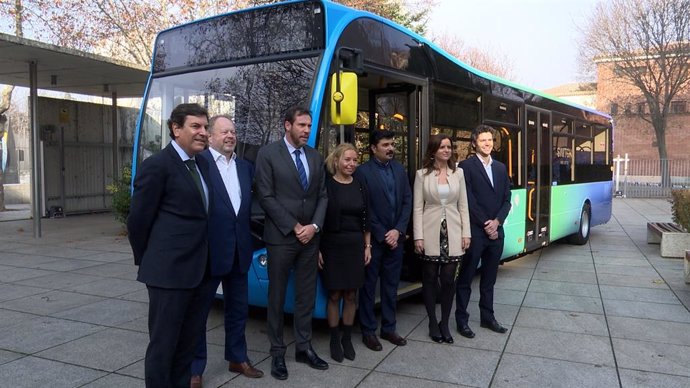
[439,323,454,344]
[429,320,443,343]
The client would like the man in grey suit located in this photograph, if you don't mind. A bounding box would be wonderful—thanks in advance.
[255,106,329,380]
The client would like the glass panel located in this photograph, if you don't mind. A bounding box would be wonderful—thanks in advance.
[484,96,519,125]
[552,114,571,134]
[575,122,591,138]
[593,125,609,164]
[153,1,324,72]
[139,57,318,164]
[552,135,573,184]
[374,93,409,168]
[338,19,430,76]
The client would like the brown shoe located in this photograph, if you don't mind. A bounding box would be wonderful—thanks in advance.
[362,334,383,351]
[190,375,202,388]
[380,331,407,346]
[229,361,264,378]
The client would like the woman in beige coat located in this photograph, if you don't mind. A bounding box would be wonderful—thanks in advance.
[413,134,471,344]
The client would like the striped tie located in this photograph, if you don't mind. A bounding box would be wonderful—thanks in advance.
[294,149,308,191]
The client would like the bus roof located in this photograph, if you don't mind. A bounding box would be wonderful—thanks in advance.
[154,0,610,122]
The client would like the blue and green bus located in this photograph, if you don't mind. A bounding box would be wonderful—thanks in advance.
[132,0,613,318]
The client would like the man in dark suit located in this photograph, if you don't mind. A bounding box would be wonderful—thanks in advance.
[128,103,215,388]
[255,106,329,380]
[354,130,412,351]
[190,115,262,387]
[455,124,512,339]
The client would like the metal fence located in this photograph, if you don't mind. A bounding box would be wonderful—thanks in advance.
[614,157,690,198]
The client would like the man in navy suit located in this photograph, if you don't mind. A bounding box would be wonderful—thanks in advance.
[190,116,262,387]
[255,106,329,380]
[354,130,412,351]
[128,103,215,388]
[455,124,512,339]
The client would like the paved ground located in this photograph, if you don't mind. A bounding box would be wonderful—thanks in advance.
[1,198,689,387]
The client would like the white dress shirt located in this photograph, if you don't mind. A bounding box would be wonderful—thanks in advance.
[209,147,241,215]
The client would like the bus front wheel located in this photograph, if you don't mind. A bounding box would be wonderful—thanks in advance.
[568,204,591,245]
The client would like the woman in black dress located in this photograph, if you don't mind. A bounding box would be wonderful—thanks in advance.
[319,143,371,362]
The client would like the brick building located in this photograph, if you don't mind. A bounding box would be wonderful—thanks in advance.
[595,61,690,161]
[545,65,690,162]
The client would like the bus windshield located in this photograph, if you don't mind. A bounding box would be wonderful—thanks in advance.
[137,56,319,164]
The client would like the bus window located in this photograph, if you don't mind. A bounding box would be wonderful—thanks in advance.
[484,96,520,125]
[593,125,610,164]
[494,126,522,187]
[552,135,573,184]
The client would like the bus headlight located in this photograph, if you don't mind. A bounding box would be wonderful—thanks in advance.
[258,254,268,267]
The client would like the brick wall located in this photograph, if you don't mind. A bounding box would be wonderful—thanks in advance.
[596,62,690,160]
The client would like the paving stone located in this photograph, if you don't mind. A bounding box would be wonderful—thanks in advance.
[493,353,619,388]
[527,279,600,297]
[599,285,680,303]
[376,341,501,386]
[0,266,56,282]
[514,307,608,336]
[65,277,144,298]
[608,316,690,346]
[505,326,614,367]
[523,291,604,314]
[81,373,144,388]
[613,338,690,377]
[595,263,661,277]
[53,298,148,326]
[73,262,137,279]
[37,327,148,372]
[597,273,671,289]
[357,371,460,388]
[536,260,595,272]
[0,283,49,302]
[532,268,598,284]
[603,299,690,323]
[0,290,104,315]
[0,356,106,388]
[619,368,690,388]
[0,349,24,365]
[15,271,103,290]
[0,316,101,353]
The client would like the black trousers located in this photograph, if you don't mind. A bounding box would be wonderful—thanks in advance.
[454,236,504,326]
[266,238,319,357]
[145,280,215,388]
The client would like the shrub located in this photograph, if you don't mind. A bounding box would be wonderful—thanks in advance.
[671,189,690,232]
[107,165,132,225]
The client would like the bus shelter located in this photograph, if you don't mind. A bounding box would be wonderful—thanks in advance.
[0,32,148,237]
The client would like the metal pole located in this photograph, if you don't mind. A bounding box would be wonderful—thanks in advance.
[111,91,118,181]
[29,61,41,237]
[623,153,629,198]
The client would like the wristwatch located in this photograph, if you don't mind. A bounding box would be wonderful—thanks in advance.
[312,223,320,233]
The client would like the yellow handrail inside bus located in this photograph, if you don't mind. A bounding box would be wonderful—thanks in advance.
[527,186,535,221]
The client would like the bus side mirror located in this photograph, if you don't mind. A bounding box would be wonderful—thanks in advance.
[330,72,357,125]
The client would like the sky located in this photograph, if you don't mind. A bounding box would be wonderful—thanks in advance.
[428,0,600,90]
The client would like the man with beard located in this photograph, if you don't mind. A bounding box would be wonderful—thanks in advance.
[255,106,329,380]
[190,115,262,388]
[354,129,412,352]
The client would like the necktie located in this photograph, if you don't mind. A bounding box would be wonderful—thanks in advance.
[184,159,207,209]
[294,149,308,191]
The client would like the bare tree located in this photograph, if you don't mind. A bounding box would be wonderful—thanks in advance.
[431,32,515,80]
[581,0,690,186]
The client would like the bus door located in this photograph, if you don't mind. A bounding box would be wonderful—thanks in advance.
[368,84,421,177]
[362,73,427,290]
[525,107,551,250]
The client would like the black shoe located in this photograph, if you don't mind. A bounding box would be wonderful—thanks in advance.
[429,320,443,343]
[439,323,454,344]
[270,356,288,380]
[341,332,356,361]
[295,347,329,370]
[362,334,383,351]
[457,323,475,338]
[330,329,344,362]
[380,331,407,346]
[480,319,508,333]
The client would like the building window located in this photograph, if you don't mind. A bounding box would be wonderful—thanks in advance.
[671,100,686,114]
[610,103,618,115]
